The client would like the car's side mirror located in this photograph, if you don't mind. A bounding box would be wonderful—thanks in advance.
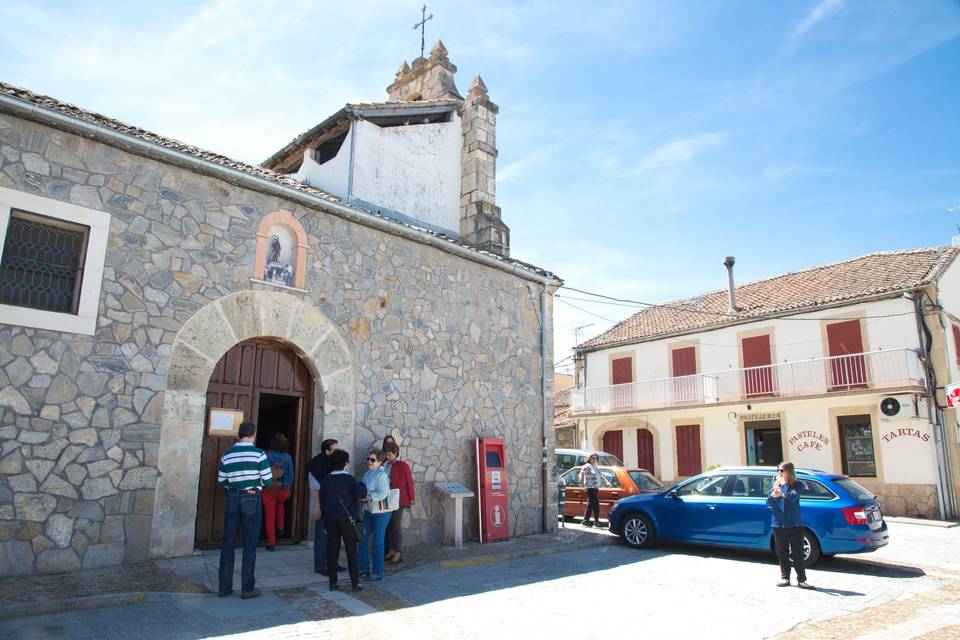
[667,490,678,499]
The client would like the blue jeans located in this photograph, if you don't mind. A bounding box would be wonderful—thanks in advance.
[358,511,390,578]
[218,490,262,593]
[314,516,328,572]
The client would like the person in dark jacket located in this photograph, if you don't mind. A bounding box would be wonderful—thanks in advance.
[768,461,814,589]
[319,449,367,592]
[308,438,338,574]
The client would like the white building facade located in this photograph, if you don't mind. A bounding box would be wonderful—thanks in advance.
[571,248,960,519]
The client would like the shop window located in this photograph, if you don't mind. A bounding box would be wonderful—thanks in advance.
[838,415,876,477]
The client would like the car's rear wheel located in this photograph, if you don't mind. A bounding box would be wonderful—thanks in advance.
[800,530,821,567]
[621,513,655,548]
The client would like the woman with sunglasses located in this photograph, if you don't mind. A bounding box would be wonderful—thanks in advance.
[768,461,814,589]
[579,453,603,527]
[359,449,392,581]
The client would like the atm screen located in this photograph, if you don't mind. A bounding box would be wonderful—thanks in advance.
[485,451,502,468]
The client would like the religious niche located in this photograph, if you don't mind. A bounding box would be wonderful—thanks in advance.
[264,226,295,287]
[254,210,308,290]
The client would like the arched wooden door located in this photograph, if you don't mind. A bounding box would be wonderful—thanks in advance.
[194,339,313,548]
[636,428,655,474]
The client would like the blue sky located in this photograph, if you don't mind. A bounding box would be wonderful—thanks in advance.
[1,1,958,367]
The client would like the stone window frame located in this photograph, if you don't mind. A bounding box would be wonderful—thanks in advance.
[0,185,110,335]
[252,210,308,291]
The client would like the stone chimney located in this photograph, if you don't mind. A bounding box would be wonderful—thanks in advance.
[387,40,462,101]
[459,75,509,256]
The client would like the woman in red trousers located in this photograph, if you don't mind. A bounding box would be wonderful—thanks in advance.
[383,443,414,563]
[262,433,294,550]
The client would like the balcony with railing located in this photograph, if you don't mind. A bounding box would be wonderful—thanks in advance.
[570,348,925,416]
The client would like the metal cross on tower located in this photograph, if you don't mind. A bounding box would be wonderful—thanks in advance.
[413,4,434,58]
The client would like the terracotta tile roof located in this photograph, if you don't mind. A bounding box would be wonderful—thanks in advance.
[0,82,556,279]
[554,387,574,427]
[580,246,958,351]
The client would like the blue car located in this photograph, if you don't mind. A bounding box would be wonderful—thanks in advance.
[607,466,889,566]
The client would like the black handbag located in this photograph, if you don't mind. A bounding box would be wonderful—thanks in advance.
[337,496,364,539]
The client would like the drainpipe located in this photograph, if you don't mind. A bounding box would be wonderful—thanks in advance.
[911,293,956,519]
[540,284,550,533]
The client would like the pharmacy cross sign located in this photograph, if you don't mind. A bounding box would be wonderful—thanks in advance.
[413,4,434,58]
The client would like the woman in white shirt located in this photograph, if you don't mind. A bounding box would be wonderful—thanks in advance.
[579,454,603,527]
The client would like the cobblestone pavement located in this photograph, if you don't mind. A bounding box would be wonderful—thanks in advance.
[2,520,958,639]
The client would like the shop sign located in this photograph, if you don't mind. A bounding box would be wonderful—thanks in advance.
[881,427,930,443]
[740,412,781,422]
[946,382,960,409]
[788,430,830,452]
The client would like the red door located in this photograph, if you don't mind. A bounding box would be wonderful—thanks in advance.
[611,356,633,409]
[636,428,655,474]
[602,429,624,462]
[676,424,702,477]
[826,320,867,390]
[671,347,697,403]
[742,335,773,397]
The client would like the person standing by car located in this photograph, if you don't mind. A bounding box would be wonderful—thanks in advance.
[768,461,814,589]
[579,453,603,527]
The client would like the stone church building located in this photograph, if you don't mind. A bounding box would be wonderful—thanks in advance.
[0,42,560,576]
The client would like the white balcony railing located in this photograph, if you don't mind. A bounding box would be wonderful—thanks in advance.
[570,348,925,415]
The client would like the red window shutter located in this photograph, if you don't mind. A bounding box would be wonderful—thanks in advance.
[611,357,633,385]
[636,428,655,474]
[953,324,960,366]
[742,335,773,397]
[602,430,624,461]
[826,320,867,390]
[676,424,702,476]
[672,347,696,377]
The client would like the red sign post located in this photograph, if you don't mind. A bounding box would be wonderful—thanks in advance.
[476,437,509,543]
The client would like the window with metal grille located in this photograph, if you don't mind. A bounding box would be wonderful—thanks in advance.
[0,210,89,314]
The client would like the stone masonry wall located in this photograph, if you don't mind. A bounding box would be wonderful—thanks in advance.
[0,111,555,575]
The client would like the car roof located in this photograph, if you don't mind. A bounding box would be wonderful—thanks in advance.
[708,465,835,477]
[555,448,619,457]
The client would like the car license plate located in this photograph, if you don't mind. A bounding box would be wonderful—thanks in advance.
[871,511,881,522]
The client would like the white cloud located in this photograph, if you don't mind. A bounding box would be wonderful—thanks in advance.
[498,143,563,184]
[632,133,725,175]
[786,0,844,48]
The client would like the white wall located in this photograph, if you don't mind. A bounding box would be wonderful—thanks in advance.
[584,297,920,388]
[936,257,960,385]
[351,116,462,235]
[585,393,939,485]
[293,127,352,200]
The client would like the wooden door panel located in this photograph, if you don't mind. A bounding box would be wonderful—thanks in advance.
[637,428,655,474]
[195,339,312,549]
[672,347,696,377]
[602,430,624,462]
[827,320,866,390]
[742,335,774,397]
[676,424,702,477]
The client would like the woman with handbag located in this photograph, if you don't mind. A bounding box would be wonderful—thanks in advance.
[262,433,294,551]
[358,449,392,581]
[319,449,366,592]
[383,443,414,563]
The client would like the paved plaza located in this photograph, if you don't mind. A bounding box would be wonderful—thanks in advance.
[1,520,958,640]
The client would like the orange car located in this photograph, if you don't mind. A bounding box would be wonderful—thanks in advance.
[561,466,664,520]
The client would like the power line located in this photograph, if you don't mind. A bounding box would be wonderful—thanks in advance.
[555,297,620,324]
[558,285,917,323]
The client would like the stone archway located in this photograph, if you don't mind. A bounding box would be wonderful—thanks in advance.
[149,290,356,559]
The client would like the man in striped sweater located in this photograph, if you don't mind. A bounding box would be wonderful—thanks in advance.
[217,421,273,599]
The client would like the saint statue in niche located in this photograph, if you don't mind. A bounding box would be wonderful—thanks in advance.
[263,227,295,287]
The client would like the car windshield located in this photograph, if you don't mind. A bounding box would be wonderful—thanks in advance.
[597,454,623,467]
[835,478,875,502]
[628,470,664,490]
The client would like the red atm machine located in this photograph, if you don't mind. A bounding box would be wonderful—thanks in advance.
[476,437,509,542]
